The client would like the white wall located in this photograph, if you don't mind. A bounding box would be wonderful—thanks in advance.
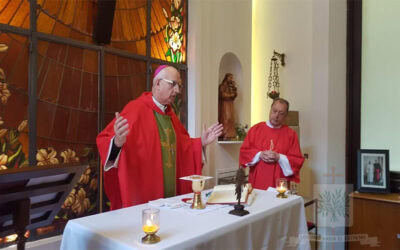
[188,0,252,185]
[361,0,400,172]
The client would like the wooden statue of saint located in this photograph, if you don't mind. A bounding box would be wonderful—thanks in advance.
[229,167,249,216]
[218,73,237,140]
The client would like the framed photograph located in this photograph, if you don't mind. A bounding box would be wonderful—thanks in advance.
[357,149,390,193]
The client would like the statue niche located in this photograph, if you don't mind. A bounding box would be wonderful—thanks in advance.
[218,73,237,140]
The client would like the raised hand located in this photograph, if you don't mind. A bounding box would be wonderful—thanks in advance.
[201,123,223,147]
[114,112,130,147]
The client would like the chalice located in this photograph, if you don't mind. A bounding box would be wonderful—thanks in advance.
[180,175,213,209]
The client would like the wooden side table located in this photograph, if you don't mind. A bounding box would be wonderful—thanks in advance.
[348,192,400,249]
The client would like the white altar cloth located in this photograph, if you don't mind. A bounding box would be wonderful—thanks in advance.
[60,189,310,250]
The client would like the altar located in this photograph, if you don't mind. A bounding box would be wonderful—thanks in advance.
[60,189,310,250]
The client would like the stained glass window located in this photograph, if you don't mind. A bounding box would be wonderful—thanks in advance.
[0,0,30,29]
[109,0,147,56]
[36,0,95,43]
[36,39,100,236]
[104,53,147,125]
[0,32,29,170]
[151,0,186,63]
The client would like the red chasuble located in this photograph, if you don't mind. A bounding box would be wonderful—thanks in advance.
[239,122,304,190]
[96,92,203,210]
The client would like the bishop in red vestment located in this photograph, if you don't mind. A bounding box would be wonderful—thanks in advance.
[239,98,304,190]
[97,66,223,210]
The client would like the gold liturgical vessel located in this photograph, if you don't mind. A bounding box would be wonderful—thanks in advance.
[276,178,288,199]
[191,179,205,209]
[180,175,213,210]
[141,208,160,244]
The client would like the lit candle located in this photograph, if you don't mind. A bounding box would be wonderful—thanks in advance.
[276,178,288,198]
[276,179,287,193]
[142,219,159,233]
[142,208,161,243]
[276,184,286,193]
[142,209,160,233]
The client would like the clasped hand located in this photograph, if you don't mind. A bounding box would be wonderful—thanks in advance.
[114,112,130,147]
[260,150,280,163]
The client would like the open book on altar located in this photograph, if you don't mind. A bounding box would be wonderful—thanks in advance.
[207,183,255,205]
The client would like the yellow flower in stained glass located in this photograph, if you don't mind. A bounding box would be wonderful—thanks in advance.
[170,16,181,31]
[61,149,79,163]
[169,32,182,52]
[0,82,11,105]
[79,167,91,184]
[71,188,90,216]
[18,120,28,132]
[0,154,8,170]
[0,44,8,52]
[173,0,182,10]
[36,147,59,166]
[62,189,76,209]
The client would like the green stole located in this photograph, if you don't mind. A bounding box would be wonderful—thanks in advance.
[154,111,177,198]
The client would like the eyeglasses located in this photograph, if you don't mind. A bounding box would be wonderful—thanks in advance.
[161,78,183,90]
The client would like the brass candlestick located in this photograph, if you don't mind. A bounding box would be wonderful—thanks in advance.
[141,208,160,244]
[276,190,288,199]
[142,231,160,244]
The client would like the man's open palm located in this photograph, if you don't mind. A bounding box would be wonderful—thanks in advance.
[201,123,223,146]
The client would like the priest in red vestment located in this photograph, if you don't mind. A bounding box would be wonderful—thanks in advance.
[97,65,223,210]
[239,98,304,190]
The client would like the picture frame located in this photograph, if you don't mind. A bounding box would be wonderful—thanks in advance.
[357,149,390,193]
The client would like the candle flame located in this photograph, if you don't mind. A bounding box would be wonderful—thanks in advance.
[5,234,17,243]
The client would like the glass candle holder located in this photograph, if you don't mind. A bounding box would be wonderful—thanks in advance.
[141,208,160,244]
[289,181,299,195]
[276,178,288,198]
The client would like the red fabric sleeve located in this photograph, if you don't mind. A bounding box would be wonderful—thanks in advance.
[96,115,122,210]
[239,123,263,166]
[285,130,304,183]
